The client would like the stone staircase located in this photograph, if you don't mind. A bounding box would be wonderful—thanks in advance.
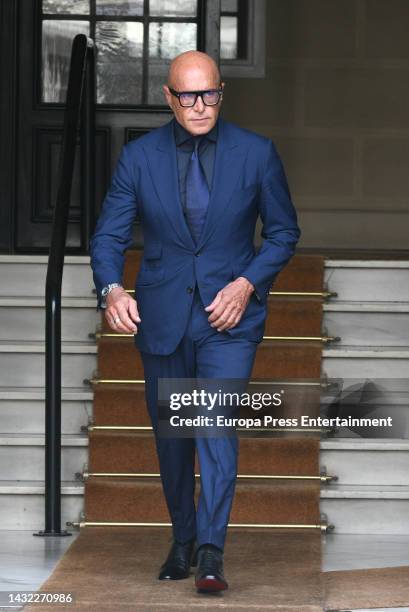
[0,255,408,533]
[320,260,409,534]
[0,255,96,529]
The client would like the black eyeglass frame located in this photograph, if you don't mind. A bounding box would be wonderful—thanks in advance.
[168,85,223,107]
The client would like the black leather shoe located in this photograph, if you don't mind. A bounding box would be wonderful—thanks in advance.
[195,544,228,592]
[158,538,197,580]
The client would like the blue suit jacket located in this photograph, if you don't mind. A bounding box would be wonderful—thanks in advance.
[90,117,301,355]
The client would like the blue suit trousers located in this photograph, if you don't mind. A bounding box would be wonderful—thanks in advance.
[139,284,258,551]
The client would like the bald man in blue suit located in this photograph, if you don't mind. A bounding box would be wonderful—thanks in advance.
[90,50,301,594]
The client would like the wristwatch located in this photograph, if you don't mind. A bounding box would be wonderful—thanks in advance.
[101,282,123,298]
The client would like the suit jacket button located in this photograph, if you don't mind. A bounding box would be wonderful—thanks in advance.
[187,286,194,293]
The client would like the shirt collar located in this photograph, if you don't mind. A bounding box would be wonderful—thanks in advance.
[173,117,218,146]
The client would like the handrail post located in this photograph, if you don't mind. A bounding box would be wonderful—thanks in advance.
[35,34,95,537]
[81,41,95,251]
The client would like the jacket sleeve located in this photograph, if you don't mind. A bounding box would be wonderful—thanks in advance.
[89,143,139,309]
[240,140,301,303]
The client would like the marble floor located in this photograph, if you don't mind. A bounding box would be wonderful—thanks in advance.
[322,532,409,571]
[0,530,409,610]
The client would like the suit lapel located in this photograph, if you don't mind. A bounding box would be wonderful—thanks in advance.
[143,119,196,249]
[196,117,247,251]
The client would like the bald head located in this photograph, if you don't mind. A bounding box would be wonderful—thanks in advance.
[163,50,224,137]
[167,51,221,90]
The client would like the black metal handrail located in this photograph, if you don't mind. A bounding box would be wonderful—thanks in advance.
[36,34,95,537]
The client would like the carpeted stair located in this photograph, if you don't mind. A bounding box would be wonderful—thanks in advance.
[85,253,327,532]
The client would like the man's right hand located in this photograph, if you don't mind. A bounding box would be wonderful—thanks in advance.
[105,287,141,334]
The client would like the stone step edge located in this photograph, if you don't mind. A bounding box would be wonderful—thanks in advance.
[0,341,97,353]
[0,388,407,407]
[1,433,409,449]
[1,297,409,313]
[0,433,88,446]
[321,439,409,450]
[321,484,409,499]
[0,297,96,307]
[0,255,91,264]
[1,340,408,357]
[2,481,409,499]
[0,387,93,400]
[324,260,409,269]
[323,301,409,312]
[1,255,409,268]
[322,346,409,358]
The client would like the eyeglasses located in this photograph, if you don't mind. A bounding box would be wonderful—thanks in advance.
[168,86,223,107]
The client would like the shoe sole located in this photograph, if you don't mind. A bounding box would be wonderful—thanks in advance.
[158,573,190,580]
[195,577,228,592]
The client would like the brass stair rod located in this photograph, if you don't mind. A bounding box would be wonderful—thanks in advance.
[264,335,339,343]
[93,331,340,343]
[270,290,337,298]
[67,520,332,532]
[87,425,329,433]
[123,289,338,299]
[87,377,327,387]
[82,471,336,482]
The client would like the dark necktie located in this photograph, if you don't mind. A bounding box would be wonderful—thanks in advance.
[185,136,210,244]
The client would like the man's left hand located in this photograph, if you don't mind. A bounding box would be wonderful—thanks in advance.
[204,276,255,332]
